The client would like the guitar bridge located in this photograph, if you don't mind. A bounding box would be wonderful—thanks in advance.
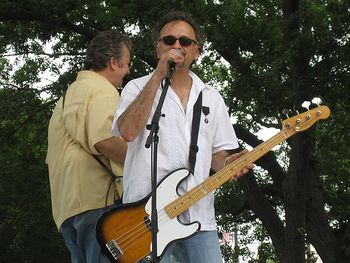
[106,240,123,260]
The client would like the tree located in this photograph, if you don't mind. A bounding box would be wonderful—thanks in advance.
[0,0,349,262]
[201,1,349,262]
[0,87,69,262]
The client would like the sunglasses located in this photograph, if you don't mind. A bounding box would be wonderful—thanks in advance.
[159,35,198,47]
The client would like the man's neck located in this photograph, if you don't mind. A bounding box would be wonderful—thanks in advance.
[171,72,193,111]
[171,69,191,89]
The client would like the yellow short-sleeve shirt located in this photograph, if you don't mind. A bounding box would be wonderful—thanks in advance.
[46,70,122,229]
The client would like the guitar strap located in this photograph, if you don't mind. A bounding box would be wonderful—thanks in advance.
[189,91,203,174]
[92,155,123,186]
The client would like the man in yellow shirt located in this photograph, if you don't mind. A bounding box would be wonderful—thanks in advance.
[46,30,131,263]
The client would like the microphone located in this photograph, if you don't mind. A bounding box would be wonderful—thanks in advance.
[168,59,176,71]
[166,49,183,78]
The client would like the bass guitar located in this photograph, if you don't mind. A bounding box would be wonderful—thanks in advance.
[96,105,330,263]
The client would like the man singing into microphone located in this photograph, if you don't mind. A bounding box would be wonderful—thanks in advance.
[112,11,251,263]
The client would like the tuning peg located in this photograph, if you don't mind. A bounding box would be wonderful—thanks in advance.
[311,97,322,106]
[293,105,302,114]
[282,109,290,118]
[301,101,311,111]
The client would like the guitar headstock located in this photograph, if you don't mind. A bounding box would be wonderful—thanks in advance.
[281,100,330,136]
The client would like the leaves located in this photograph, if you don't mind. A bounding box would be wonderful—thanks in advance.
[0,0,349,261]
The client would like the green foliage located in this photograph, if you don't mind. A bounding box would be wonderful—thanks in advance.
[0,0,349,261]
[317,101,350,226]
[221,242,239,263]
[0,88,69,261]
[253,242,278,263]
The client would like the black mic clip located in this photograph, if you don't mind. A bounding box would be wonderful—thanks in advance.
[166,59,176,79]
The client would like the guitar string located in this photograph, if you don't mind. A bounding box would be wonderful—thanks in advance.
[112,209,165,246]
[114,209,169,254]
[107,116,314,257]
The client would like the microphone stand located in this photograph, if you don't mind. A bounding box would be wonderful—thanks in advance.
[145,63,175,262]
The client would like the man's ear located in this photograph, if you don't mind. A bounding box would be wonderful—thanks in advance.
[194,46,201,61]
[198,45,203,54]
[109,57,119,70]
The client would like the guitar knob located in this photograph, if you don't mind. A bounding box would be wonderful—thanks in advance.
[144,254,152,262]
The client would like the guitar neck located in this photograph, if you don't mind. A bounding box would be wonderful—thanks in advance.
[165,130,289,218]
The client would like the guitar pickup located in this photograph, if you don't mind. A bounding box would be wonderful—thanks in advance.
[106,240,124,260]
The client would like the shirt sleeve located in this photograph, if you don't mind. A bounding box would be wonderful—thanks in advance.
[87,94,118,154]
[211,93,239,154]
[111,79,143,136]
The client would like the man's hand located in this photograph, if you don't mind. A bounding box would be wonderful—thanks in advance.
[224,149,254,179]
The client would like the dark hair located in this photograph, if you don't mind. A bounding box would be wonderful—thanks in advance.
[83,30,132,70]
[153,11,206,52]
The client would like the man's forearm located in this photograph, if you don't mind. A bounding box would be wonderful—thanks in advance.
[117,71,164,142]
[94,136,127,164]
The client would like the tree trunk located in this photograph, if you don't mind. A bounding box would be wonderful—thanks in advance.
[281,0,307,260]
[305,133,339,262]
[282,134,309,263]
[306,175,338,262]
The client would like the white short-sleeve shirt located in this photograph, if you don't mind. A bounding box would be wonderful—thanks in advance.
[112,71,238,230]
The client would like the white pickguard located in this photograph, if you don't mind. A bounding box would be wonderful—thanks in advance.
[145,168,200,257]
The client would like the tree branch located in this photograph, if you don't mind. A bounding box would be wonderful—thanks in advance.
[0,6,96,39]
[238,172,285,260]
[233,123,286,193]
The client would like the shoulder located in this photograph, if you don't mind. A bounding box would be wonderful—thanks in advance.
[124,73,153,90]
[202,85,223,100]
[120,73,153,99]
[190,72,225,104]
[76,71,117,96]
